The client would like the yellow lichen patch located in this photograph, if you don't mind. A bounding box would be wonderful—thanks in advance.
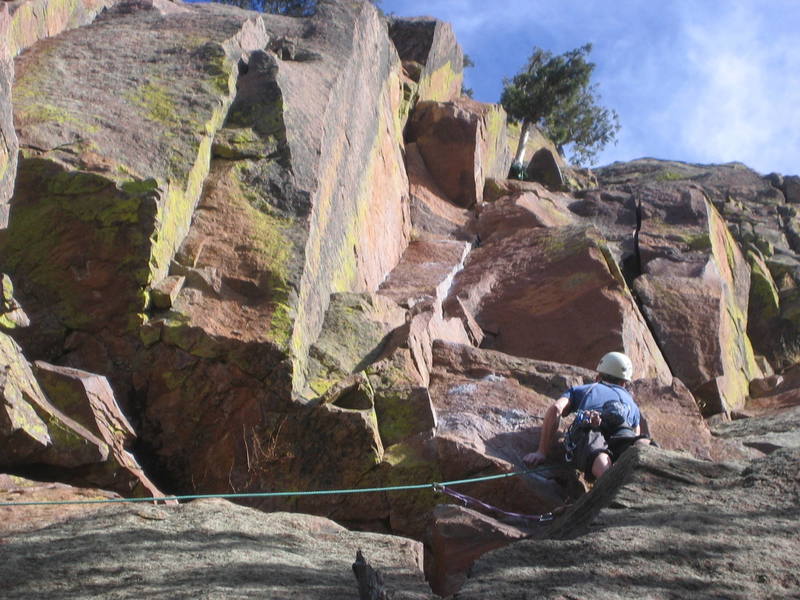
[417,61,461,103]
[0,146,8,183]
[14,102,99,135]
[244,199,294,351]
[705,198,762,409]
[149,101,230,283]
[126,82,178,126]
[747,250,780,319]
[0,332,51,445]
[482,103,509,178]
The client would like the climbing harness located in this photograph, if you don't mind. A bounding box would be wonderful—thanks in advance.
[564,408,592,463]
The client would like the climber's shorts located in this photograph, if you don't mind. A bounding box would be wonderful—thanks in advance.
[570,429,611,477]
[568,428,647,478]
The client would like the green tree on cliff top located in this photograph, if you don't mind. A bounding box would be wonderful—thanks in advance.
[501,43,620,167]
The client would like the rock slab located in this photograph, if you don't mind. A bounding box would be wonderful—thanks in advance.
[0,499,434,599]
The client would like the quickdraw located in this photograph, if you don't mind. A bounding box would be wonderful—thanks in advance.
[564,409,593,463]
[433,483,555,524]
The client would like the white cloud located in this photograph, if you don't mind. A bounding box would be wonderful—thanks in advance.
[667,3,800,173]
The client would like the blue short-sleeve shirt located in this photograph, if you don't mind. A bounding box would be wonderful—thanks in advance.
[562,382,641,428]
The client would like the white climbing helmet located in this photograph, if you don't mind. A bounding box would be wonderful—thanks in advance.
[596,351,633,382]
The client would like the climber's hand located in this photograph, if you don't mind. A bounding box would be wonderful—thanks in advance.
[523,451,547,467]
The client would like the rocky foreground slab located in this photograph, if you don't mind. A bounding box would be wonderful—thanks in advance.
[455,443,800,599]
[0,499,433,599]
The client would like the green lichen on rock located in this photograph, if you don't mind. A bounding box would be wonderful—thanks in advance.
[0,332,52,447]
[747,250,780,321]
[212,128,266,160]
[539,224,598,265]
[15,102,93,130]
[417,60,461,104]
[161,318,222,359]
[0,145,8,185]
[372,387,430,448]
[685,233,712,251]
[1,274,13,305]
[379,438,441,525]
[193,41,237,96]
[127,82,179,126]
[0,157,158,335]
[706,198,762,409]
[225,161,298,352]
[3,6,262,347]
[304,293,406,400]
[656,170,687,182]
[483,103,510,180]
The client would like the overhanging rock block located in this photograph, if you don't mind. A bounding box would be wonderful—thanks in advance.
[0,332,115,472]
[405,142,473,242]
[631,185,762,412]
[446,224,672,383]
[0,338,162,497]
[33,362,136,446]
[524,147,564,189]
[408,98,510,208]
[33,361,164,497]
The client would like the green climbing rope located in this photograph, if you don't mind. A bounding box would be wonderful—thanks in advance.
[0,465,565,507]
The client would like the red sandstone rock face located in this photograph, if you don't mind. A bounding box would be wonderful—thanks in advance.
[446,224,672,383]
[596,158,800,368]
[633,186,761,412]
[408,98,510,208]
[32,361,163,497]
[630,378,714,460]
[741,365,800,417]
[428,342,591,501]
[472,188,574,242]
[0,0,124,223]
[3,0,117,58]
[565,179,762,413]
[427,504,532,597]
[406,142,473,242]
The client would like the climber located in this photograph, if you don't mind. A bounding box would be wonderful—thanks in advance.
[523,351,651,480]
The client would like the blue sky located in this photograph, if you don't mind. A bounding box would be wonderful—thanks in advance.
[381,0,800,175]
